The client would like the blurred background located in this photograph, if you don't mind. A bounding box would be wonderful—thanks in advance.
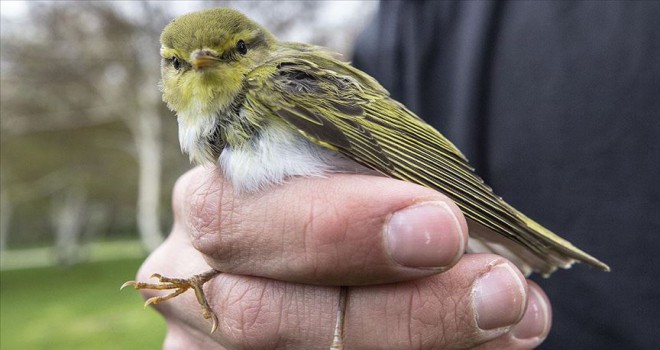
[0,1,377,348]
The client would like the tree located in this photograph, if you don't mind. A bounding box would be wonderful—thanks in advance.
[1,3,172,256]
[0,0,377,261]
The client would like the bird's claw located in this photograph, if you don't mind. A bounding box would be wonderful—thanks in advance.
[120,280,136,290]
[121,269,222,333]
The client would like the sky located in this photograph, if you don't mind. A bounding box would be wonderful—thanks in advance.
[1,1,28,19]
[0,1,378,25]
[0,1,378,54]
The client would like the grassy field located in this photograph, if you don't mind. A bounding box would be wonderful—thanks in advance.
[1,258,167,349]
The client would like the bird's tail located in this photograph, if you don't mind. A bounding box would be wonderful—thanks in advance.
[466,209,610,277]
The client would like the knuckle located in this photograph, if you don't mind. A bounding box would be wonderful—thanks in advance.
[185,178,223,239]
[409,277,477,349]
[183,174,244,259]
[212,278,285,349]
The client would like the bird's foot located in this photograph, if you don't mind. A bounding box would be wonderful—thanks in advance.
[121,269,221,333]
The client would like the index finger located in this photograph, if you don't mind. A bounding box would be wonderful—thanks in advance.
[175,166,469,285]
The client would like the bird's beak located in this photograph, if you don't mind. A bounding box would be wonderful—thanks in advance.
[191,50,220,70]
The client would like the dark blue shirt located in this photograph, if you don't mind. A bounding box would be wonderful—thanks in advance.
[353,1,660,349]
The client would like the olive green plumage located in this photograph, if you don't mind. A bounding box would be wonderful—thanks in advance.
[159,8,609,276]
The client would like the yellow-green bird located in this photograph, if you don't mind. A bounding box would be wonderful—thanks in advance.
[124,7,609,349]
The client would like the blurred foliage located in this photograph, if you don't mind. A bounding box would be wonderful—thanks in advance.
[1,2,184,249]
[0,258,166,349]
[0,1,376,347]
[0,1,376,254]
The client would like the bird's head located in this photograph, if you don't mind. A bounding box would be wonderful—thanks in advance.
[159,8,276,117]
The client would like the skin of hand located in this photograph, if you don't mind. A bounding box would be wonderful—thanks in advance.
[137,166,552,349]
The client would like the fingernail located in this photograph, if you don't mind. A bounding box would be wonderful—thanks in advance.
[386,201,465,268]
[472,263,527,330]
[512,284,551,340]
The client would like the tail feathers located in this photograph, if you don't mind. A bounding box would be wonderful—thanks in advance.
[514,211,610,273]
[466,216,610,278]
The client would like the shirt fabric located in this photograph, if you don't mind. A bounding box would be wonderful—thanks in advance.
[352,1,660,349]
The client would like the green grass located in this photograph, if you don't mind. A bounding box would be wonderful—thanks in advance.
[1,258,166,349]
[1,240,146,270]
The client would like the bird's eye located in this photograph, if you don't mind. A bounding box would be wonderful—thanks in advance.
[172,57,181,70]
[236,40,247,55]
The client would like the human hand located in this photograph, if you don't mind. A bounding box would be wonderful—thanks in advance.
[136,166,551,349]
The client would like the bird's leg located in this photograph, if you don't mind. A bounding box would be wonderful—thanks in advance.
[122,269,222,333]
[330,286,349,350]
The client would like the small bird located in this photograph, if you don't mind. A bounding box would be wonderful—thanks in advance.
[123,7,609,349]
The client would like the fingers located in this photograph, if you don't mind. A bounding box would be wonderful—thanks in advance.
[138,237,550,349]
[345,255,535,349]
[140,167,551,349]
[473,281,552,350]
[173,166,469,285]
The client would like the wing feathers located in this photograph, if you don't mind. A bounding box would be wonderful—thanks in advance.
[244,48,609,275]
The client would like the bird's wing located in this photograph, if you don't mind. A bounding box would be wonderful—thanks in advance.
[244,51,609,276]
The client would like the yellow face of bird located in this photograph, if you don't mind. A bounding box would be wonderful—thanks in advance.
[159,8,276,117]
